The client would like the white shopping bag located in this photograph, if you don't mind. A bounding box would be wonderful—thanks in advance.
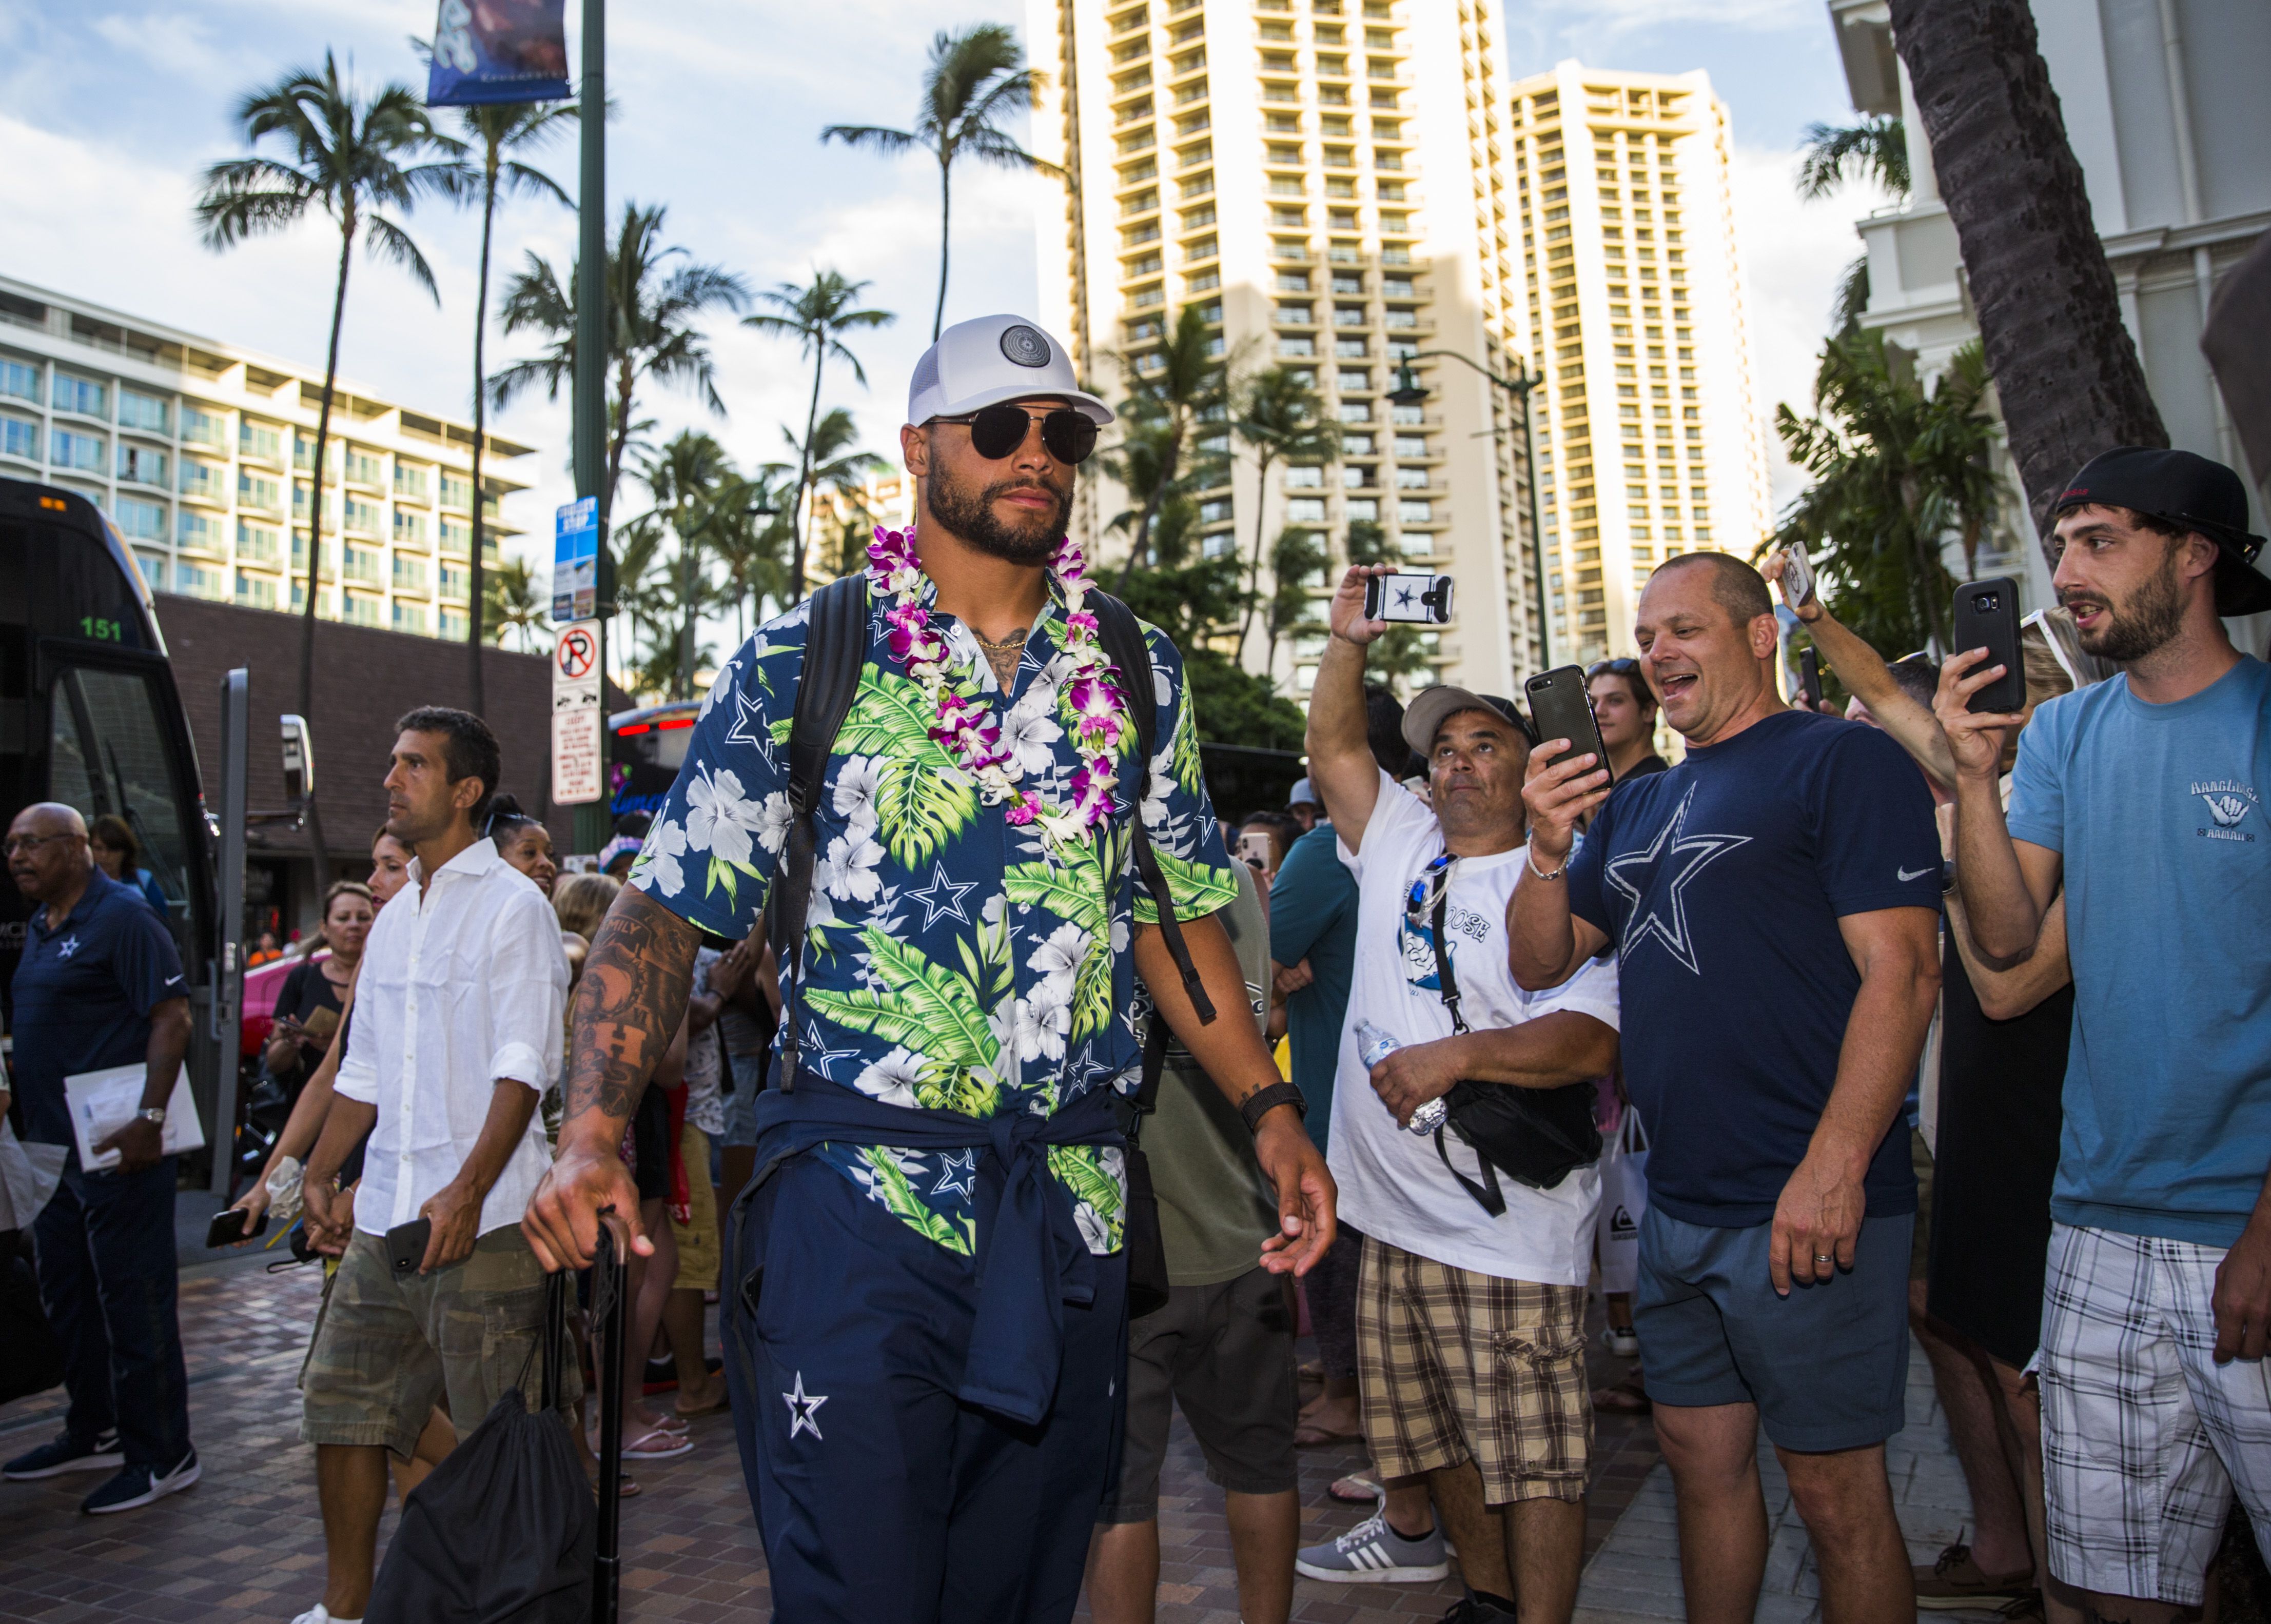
[1595,1107,1650,1296]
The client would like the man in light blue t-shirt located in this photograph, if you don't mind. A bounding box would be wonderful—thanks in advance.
[1941,446,2271,1619]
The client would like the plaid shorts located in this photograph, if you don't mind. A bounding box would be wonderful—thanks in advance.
[2040,1223,2271,1605]
[1355,1235,1590,1505]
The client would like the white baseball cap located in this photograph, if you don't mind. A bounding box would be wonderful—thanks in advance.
[906,314,1114,428]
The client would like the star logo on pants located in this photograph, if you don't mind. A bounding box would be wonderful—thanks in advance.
[782,1372,828,1441]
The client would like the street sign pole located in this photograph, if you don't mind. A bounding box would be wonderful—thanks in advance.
[573,0,610,854]
[552,621,605,810]
[210,669,249,1197]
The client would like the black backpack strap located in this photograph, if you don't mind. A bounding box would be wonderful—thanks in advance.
[767,575,871,1093]
[1089,591,1215,1027]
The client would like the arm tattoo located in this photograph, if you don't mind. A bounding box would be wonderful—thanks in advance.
[564,886,699,1135]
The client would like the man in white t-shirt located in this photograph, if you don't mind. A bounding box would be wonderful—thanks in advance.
[1291,567,1620,1624]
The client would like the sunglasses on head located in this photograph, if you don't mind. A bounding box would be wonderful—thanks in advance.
[930,404,1099,465]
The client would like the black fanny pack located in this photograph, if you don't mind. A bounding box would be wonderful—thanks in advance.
[1422,886,1601,1214]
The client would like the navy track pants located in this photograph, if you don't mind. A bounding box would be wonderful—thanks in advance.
[722,1153,1127,1623]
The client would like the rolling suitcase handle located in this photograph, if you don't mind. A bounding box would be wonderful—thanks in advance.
[592,1209,631,1624]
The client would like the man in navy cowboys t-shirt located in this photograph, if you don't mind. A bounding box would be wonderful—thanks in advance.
[1509,553,1941,1624]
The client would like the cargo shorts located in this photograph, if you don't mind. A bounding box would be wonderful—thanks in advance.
[301,1225,579,1459]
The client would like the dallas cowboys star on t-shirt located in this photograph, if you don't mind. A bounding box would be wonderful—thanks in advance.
[1566,708,1940,1229]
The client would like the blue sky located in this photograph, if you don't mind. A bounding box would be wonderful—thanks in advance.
[0,0,1884,598]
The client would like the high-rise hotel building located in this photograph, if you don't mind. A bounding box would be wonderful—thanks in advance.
[1505,63,1771,663]
[1029,0,1546,696]
[0,274,528,641]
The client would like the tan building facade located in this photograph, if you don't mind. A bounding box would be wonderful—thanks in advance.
[0,273,528,642]
[1505,63,1772,665]
[1029,0,1545,698]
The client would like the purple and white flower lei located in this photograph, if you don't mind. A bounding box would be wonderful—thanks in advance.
[866,524,1133,849]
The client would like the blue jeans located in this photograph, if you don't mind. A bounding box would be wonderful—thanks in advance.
[32,1155,192,1470]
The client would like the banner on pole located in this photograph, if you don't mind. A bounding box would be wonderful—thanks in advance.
[552,496,599,625]
[552,621,604,807]
[427,0,573,108]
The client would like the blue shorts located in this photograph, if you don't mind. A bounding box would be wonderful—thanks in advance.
[718,1053,764,1148]
[1634,1204,1911,1454]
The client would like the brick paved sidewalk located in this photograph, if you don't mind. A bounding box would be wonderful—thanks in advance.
[0,1253,1675,1624]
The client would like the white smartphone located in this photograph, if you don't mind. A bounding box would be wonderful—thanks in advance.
[1363,571,1455,625]
[1776,544,1817,609]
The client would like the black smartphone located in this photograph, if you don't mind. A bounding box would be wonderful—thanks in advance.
[384,1216,433,1278]
[1800,646,1824,711]
[1951,577,2026,714]
[206,1206,268,1248]
[1524,665,1613,788]
[1363,571,1455,624]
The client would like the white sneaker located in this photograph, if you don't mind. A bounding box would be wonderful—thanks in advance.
[1294,1507,1452,1583]
[1605,1325,1641,1357]
[289,1606,361,1624]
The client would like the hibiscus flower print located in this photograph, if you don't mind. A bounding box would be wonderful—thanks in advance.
[853,1046,926,1107]
[817,825,884,904]
[754,790,793,857]
[631,819,689,898]
[685,766,762,864]
[1014,979,1074,1062]
[1001,689,1065,778]
[1028,921,1091,993]
[832,754,885,830]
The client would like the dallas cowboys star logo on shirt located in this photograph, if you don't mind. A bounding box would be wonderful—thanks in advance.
[931,1149,979,1200]
[55,937,81,960]
[906,863,978,929]
[782,1372,829,1441]
[1605,785,1751,975]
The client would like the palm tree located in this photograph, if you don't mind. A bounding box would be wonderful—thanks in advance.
[1797,115,1910,201]
[742,270,894,603]
[1107,305,1232,590]
[481,556,550,652]
[822,25,1062,339]
[1772,331,2007,655]
[1231,368,1338,658]
[491,201,750,521]
[638,430,734,699]
[781,408,891,592]
[195,53,461,735]
[1264,526,1326,677]
[440,98,576,716]
[711,466,798,642]
[1884,0,2166,546]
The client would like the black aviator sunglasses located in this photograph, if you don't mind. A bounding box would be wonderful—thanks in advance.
[929,404,1099,465]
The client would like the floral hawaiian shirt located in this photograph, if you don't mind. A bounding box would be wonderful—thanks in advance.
[628,578,1239,1257]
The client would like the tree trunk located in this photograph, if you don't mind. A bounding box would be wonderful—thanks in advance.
[468,154,498,718]
[788,342,824,604]
[1886,0,2166,560]
[297,221,353,887]
[1234,449,1276,661]
[933,157,952,342]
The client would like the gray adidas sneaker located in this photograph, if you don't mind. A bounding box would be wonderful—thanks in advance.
[1294,1507,1451,1584]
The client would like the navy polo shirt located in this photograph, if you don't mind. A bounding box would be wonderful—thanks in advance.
[8,871,186,1147]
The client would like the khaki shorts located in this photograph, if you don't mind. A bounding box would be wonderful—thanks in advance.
[301,1226,580,1459]
[672,1122,720,1293]
[1356,1235,1590,1506]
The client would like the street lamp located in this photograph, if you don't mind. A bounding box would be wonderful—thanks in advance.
[1389,351,1552,671]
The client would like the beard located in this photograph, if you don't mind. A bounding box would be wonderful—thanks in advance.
[924,465,1071,566]
[2065,543,2184,663]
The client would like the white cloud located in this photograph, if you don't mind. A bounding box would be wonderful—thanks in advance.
[1727,147,1896,514]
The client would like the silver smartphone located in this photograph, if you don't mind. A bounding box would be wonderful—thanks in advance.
[1364,571,1455,624]
[1777,544,1817,609]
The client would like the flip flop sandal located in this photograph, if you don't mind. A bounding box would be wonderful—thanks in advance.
[620,1428,694,1461]
[1591,1372,1652,1414]
[1294,1421,1365,1447]
[1328,1474,1381,1504]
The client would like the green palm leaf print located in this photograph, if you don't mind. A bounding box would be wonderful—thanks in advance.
[857,1148,974,1255]
[874,755,977,869]
[1167,678,1205,797]
[1136,847,1240,924]
[1003,845,1110,937]
[805,927,1002,1117]
[1048,1145,1125,1220]
[836,667,954,764]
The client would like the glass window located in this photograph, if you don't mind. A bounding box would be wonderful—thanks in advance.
[47,665,196,932]
[0,355,38,403]
[52,374,107,418]
[178,509,219,548]
[182,406,228,448]
[116,496,167,541]
[235,571,277,609]
[118,444,168,485]
[118,390,170,434]
[0,414,35,461]
[50,428,105,472]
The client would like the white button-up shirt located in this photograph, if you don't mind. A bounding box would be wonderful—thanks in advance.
[335,837,567,1237]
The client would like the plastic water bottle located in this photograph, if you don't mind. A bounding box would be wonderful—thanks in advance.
[1356,1020,1447,1135]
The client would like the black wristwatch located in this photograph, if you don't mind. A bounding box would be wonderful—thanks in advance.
[1238,1081,1306,1136]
